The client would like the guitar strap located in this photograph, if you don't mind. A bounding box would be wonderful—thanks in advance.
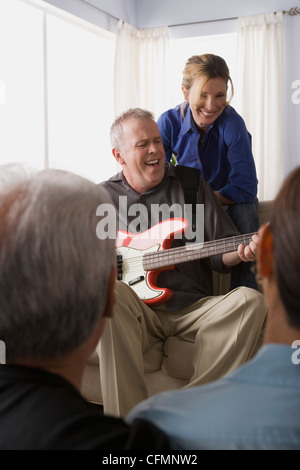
[175,165,200,239]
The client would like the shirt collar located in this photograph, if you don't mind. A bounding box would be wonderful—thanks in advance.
[107,170,124,182]
[178,104,221,139]
[178,105,197,138]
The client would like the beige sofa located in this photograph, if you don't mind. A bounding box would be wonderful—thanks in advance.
[81,200,273,406]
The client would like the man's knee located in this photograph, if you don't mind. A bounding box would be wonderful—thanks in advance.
[115,280,133,297]
[115,281,140,308]
[238,286,267,322]
[114,281,146,323]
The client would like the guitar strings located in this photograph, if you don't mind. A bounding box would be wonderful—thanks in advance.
[117,232,257,271]
[143,233,257,264]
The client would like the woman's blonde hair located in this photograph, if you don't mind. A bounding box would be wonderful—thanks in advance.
[181,54,234,117]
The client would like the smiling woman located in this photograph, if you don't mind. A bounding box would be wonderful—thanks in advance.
[157,53,259,291]
[184,77,228,136]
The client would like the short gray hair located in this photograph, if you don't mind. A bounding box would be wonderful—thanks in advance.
[0,165,115,362]
[110,108,155,150]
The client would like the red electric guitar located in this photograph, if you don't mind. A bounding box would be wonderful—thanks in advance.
[116,218,256,306]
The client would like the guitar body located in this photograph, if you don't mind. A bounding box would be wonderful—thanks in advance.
[116,218,189,305]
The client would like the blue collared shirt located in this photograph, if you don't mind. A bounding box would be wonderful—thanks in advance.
[126,344,300,450]
[157,104,258,204]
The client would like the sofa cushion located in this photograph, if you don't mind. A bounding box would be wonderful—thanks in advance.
[143,340,164,372]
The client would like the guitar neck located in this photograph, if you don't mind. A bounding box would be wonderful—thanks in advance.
[143,232,257,271]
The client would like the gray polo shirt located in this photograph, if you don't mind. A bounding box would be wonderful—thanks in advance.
[99,163,240,311]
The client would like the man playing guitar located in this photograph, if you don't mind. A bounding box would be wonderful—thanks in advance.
[97,108,267,418]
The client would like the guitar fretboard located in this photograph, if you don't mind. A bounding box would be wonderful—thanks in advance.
[142,233,257,271]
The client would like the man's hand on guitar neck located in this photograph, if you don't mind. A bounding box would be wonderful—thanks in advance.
[222,233,259,267]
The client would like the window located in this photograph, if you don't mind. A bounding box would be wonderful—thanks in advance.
[0,0,44,170]
[0,0,116,183]
[47,13,116,183]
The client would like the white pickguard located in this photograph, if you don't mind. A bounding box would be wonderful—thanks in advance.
[116,243,163,301]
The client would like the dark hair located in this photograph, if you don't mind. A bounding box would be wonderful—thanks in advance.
[269,166,300,328]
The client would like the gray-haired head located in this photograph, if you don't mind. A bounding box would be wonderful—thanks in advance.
[110,108,155,150]
[0,165,115,362]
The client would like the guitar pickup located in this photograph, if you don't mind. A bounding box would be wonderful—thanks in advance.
[116,254,123,280]
[128,275,144,286]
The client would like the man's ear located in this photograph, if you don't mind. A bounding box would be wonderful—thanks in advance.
[182,86,189,102]
[257,223,274,279]
[112,148,125,165]
[103,265,116,318]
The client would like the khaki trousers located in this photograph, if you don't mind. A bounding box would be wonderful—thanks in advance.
[97,281,267,418]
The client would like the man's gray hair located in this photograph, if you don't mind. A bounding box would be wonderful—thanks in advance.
[110,108,155,150]
[0,165,115,362]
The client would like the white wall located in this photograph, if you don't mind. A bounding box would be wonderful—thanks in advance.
[135,0,296,29]
[42,0,134,32]
[44,0,297,31]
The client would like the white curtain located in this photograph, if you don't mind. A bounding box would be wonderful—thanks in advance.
[114,20,171,120]
[236,12,284,200]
